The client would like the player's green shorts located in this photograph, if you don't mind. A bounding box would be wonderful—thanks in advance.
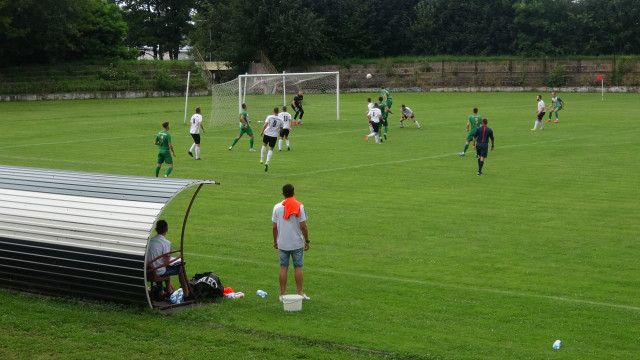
[381,117,388,127]
[239,126,254,136]
[386,100,393,109]
[552,106,563,111]
[157,151,173,165]
[466,132,475,142]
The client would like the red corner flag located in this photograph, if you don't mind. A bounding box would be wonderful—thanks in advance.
[596,75,604,81]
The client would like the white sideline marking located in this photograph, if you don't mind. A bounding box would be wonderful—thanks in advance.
[185,252,640,312]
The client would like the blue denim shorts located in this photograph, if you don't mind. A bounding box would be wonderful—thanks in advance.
[159,265,182,276]
[279,248,304,267]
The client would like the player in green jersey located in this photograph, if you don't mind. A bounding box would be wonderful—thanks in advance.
[155,121,177,178]
[547,91,564,123]
[378,96,393,141]
[459,108,482,157]
[229,103,256,151]
[380,86,392,109]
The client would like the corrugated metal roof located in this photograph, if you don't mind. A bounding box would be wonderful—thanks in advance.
[0,165,217,306]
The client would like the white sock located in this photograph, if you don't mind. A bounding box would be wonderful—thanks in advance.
[286,140,290,147]
[190,143,196,152]
[278,139,282,150]
[414,121,421,128]
[266,149,273,164]
[260,146,266,161]
[367,133,374,139]
[375,134,379,143]
[534,121,538,129]
[195,146,200,159]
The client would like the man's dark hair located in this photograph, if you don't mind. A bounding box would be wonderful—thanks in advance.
[162,121,169,129]
[282,184,295,198]
[242,103,247,109]
[378,96,384,102]
[273,107,279,114]
[195,107,201,114]
[282,106,287,111]
[156,220,168,234]
[482,118,488,125]
[473,107,478,113]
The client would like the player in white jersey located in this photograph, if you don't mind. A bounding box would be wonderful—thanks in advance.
[399,104,421,129]
[188,107,205,160]
[366,97,375,133]
[532,94,546,131]
[260,107,285,172]
[278,106,293,152]
[365,103,383,144]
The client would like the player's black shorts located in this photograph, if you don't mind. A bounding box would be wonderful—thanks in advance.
[279,129,290,137]
[536,112,545,121]
[476,142,489,158]
[190,133,201,144]
[370,121,380,133]
[263,135,277,148]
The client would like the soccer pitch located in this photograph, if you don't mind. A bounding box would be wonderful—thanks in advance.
[1,91,639,359]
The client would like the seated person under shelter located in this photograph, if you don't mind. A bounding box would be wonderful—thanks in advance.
[147,220,190,300]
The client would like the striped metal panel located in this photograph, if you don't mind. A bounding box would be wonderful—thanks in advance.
[0,165,216,306]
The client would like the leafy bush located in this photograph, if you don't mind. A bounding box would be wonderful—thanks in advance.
[544,65,566,87]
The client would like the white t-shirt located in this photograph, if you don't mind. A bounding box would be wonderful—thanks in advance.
[401,107,413,117]
[272,201,307,251]
[367,102,374,111]
[279,111,292,130]
[148,234,172,276]
[190,113,203,134]
[537,100,545,113]
[263,114,284,137]
[368,108,382,123]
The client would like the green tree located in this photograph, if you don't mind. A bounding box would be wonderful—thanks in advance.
[0,0,133,66]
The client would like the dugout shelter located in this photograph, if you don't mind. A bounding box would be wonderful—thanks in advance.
[0,165,218,309]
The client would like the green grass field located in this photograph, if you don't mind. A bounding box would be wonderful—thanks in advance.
[1,91,639,359]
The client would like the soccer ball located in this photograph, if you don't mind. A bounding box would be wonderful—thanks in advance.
[366,73,372,79]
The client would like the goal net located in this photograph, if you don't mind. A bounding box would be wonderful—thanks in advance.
[210,71,340,127]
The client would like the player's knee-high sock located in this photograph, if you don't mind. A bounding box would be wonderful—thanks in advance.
[384,126,388,134]
[278,139,282,151]
[195,146,200,159]
[414,120,421,128]
[165,167,173,177]
[479,160,484,172]
[463,144,469,153]
[548,112,552,119]
[231,138,239,147]
[266,149,273,164]
[555,112,559,119]
[286,139,290,147]
[260,145,266,161]
[375,134,380,143]
[249,138,254,149]
[190,143,196,152]
[155,166,160,177]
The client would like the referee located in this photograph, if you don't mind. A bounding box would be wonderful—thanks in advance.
[472,118,494,176]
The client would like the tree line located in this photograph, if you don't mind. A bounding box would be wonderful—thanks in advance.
[1,0,638,70]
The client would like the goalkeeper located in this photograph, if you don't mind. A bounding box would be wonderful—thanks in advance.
[291,90,304,125]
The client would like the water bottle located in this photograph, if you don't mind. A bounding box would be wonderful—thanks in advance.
[256,290,268,298]
[553,340,562,350]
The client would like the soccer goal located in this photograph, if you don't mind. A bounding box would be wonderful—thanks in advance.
[210,71,340,126]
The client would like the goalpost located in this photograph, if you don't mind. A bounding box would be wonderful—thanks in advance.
[210,71,340,127]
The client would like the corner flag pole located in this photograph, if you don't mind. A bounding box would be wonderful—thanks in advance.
[597,74,604,101]
[184,71,191,124]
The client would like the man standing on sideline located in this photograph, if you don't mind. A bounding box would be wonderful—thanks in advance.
[155,122,177,178]
[547,91,564,123]
[400,104,421,129]
[259,107,284,172]
[365,102,382,144]
[473,118,495,176]
[147,220,190,301]
[291,90,304,125]
[188,107,205,160]
[459,107,482,156]
[272,184,310,301]
[278,106,292,151]
[532,95,546,131]
[229,103,256,151]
